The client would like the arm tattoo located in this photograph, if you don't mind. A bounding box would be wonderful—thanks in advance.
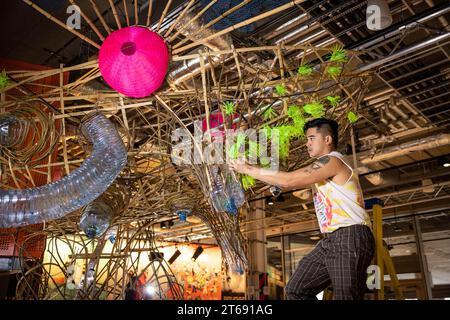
[317,156,330,165]
[303,156,330,173]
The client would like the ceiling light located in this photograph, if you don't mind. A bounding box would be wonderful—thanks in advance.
[439,157,450,168]
[267,197,274,206]
[145,285,155,296]
[191,246,204,261]
[168,249,181,265]
[309,235,321,241]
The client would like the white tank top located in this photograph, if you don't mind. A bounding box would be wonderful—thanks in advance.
[312,151,371,233]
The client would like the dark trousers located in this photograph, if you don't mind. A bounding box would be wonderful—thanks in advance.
[285,224,375,300]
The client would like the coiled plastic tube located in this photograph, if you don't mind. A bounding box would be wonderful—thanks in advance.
[0,113,127,227]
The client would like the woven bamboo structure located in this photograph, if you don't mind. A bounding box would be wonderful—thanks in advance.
[1,0,374,299]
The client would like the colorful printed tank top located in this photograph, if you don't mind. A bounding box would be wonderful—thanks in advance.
[312,151,371,233]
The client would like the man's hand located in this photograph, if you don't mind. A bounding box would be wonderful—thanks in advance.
[229,159,253,175]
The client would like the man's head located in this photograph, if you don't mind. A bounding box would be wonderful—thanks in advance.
[303,118,338,158]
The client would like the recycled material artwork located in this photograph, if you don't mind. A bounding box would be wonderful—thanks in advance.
[0,0,373,299]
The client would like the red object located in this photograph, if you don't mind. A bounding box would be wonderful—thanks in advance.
[0,224,45,259]
[98,26,169,98]
[202,113,238,141]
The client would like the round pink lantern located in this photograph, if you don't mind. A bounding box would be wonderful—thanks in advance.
[98,26,169,98]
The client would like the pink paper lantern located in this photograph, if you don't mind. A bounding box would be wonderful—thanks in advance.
[98,26,169,98]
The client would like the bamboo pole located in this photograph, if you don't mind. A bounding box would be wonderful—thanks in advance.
[134,0,138,25]
[199,51,210,135]
[89,0,112,34]
[68,0,105,41]
[231,45,250,119]
[108,0,122,29]
[25,165,36,187]
[168,0,218,42]
[156,0,173,32]
[21,0,101,49]
[173,0,253,50]
[123,0,130,26]
[2,60,98,93]
[60,64,70,175]
[146,0,153,27]
[173,0,306,54]
[8,158,21,189]
[163,0,195,38]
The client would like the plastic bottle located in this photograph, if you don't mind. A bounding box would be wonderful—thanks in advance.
[225,169,246,211]
[78,202,113,239]
[210,166,230,213]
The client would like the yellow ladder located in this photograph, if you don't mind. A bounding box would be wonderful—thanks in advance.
[370,199,404,300]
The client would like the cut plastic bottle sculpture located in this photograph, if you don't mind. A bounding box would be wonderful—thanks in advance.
[79,202,113,239]
[210,166,229,213]
[0,113,127,228]
[225,169,245,210]
[210,165,245,215]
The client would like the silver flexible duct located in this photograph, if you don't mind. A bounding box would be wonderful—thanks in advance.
[0,113,127,227]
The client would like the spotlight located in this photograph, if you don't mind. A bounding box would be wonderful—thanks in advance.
[168,249,181,265]
[149,251,164,262]
[269,186,282,197]
[267,197,274,206]
[145,284,155,296]
[160,220,174,229]
[438,157,450,168]
[191,246,204,261]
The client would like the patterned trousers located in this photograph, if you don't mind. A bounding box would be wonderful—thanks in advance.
[285,224,375,300]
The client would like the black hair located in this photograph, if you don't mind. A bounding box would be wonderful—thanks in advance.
[303,118,339,149]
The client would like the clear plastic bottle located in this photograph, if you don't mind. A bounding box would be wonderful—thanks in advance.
[78,202,113,239]
[210,166,229,213]
[225,169,245,211]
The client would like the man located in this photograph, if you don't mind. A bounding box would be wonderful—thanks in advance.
[229,118,374,300]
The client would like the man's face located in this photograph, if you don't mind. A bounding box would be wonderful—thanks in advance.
[306,127,329,158]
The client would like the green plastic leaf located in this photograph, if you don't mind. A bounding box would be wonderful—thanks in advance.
[287,105,306,137]
[227,143,240,159]
[327,65,342,79]
[223,101,236,116]
[325,95,341,107]
[347,111,359,124]
[241,174,255,190]
[260,157,271,168]
[303,102,325,118]
[227,132,247,159]
[260,125,272,142]
[329,44,347,63]
[262,106,277,121]
[248,141,261,158]
[275,84,287,96]
[236,132,246,147]
[0,69,9,89]
[297,64,314,77]
[272,125,294,160]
